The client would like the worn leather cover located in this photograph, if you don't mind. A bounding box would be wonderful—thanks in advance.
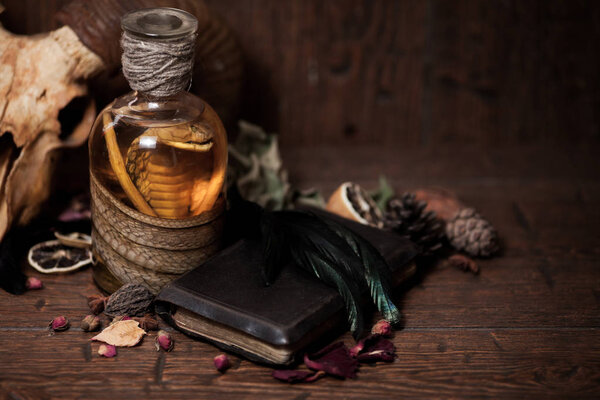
[156,210,418,361]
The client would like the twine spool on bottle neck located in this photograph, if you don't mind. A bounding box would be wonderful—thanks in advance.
[120,8,198,98]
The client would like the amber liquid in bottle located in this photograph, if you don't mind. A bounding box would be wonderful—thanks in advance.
[89,91,227,219]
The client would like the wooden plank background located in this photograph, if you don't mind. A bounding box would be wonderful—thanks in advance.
[1,0,598,147]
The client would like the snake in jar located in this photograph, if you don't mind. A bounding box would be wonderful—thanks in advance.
[102,112,226,219]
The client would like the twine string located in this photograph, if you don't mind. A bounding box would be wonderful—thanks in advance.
[121,31,196,98]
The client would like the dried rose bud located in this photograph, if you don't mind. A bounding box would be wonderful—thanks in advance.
[25,277,43,290]
[87,294,108,315]
[371,320,392,336]
[213,354,230,373]
[133,314,158,331]
[81,315,101,332]
[98,343,117,358]
[155,330,174,352]
[49,316,69,332]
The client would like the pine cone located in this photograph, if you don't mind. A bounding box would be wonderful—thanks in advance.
[385,193,445,256]
[446,208,499,257]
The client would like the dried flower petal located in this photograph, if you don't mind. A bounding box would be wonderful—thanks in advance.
[272,369,325,383]
[371,320,392,336]
[81,315,101,332]
[350,334,396,363]
[132,314,158,331]
[446,254,479,274]
[213,354,230,372]
[98,344,117,358]
[92,320,146,347]
[25,277,43,290]
[303,342,359,379]
[155,330,174,352]
[49,316,69,332]
[87,294,108,315]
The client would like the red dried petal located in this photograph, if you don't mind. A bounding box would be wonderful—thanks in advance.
[303,342,359,379]
[98,344,117,358]
[26,277,43,290]
[272,369,325,383]
[351,334,396,363]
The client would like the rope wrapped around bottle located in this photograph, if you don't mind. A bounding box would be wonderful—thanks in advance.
[121,29,196,98]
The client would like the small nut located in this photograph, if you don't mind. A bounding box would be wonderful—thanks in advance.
[81,315,101,332]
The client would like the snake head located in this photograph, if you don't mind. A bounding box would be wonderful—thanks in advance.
[156,123,214,152]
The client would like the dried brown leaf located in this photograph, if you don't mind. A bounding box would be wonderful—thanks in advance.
[91,320,146,347]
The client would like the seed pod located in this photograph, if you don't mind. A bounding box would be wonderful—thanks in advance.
[81,315,101,332]
[104,283,154,317]
[49,316,69,332]
[132,314,159,331]
[87,294,108,315]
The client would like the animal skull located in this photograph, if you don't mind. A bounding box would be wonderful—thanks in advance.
[0,10,104,240]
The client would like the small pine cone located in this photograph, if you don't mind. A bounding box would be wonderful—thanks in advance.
[385,193,445,256]
[446,208,499,257]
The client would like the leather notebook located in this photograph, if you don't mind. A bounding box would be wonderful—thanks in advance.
[156,211,418,365]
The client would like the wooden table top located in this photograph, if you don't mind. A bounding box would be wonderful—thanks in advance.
[1,144,598,399]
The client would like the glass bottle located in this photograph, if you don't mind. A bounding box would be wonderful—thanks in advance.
[88,8,227,293]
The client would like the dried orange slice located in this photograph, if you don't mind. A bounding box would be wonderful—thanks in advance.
[28,239,92,274]
[326,182,384,228]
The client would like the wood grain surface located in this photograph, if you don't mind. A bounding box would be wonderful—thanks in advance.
[1,145,599,399]
[0,1,599,398]
[1,0,598,147]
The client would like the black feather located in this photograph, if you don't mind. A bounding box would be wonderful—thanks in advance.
[291,242,364,336]
[323,218,402,326]
[228,185,400,338]
[260,211,289,285]
[259,210,367,337]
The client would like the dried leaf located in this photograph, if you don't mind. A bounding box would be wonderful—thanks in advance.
[91,320,146,347]
[303,342,359,379]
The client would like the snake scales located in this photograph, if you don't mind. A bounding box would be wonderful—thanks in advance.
[91,111,227,293]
